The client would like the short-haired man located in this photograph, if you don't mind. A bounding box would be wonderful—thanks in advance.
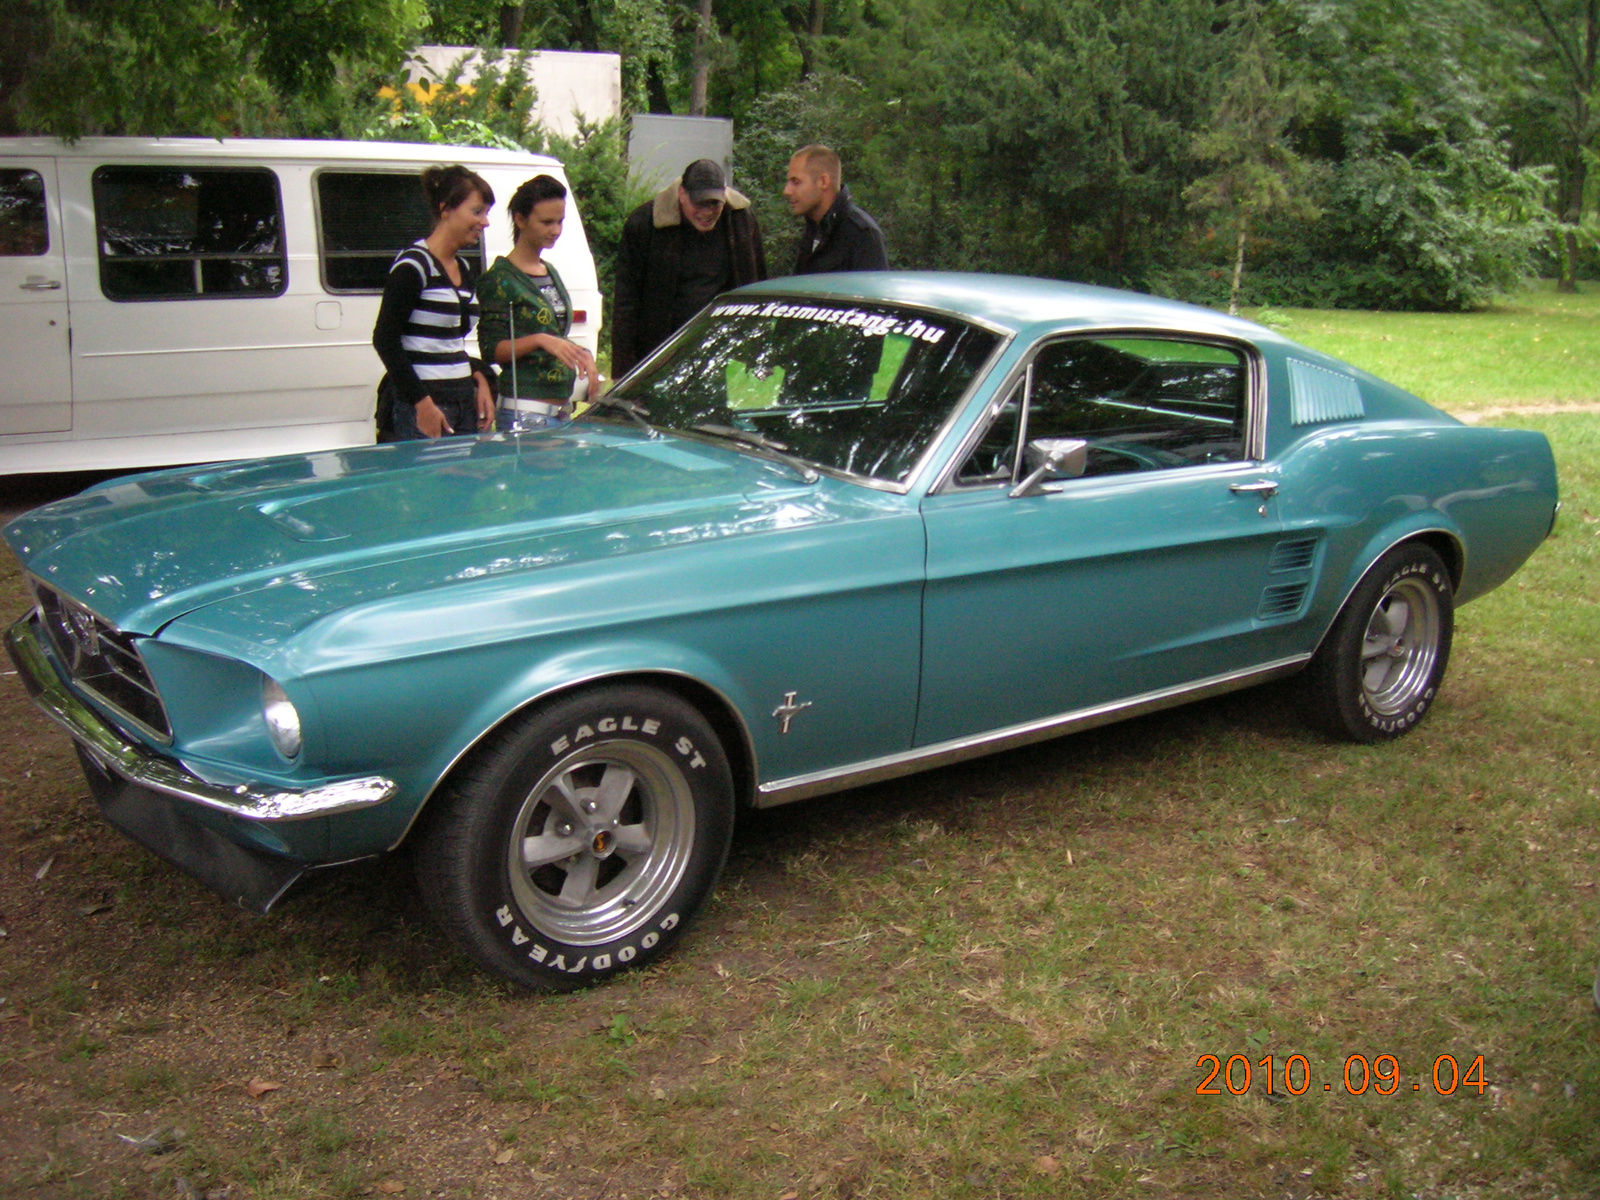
[611,158,767,377]
[783,144,888,275]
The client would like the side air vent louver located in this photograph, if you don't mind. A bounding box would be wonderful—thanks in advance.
[32,581,171,741]
[1288,358,1364,426]
[1268,538,1318,573]
[1258,582,1310,620]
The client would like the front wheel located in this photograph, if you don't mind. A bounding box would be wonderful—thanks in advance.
[416,685,735,990]
[1301,543,1454,743]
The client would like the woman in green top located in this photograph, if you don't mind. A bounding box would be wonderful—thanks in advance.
[476,175,600,432]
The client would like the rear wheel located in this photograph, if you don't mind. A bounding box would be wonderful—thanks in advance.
[416,684,735,990]
[1302,543,1454,743]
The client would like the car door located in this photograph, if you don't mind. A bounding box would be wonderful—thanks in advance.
[916,332,1293,747]
[0,159,71,434]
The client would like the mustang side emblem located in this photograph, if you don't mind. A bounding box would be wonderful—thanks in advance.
[772,691,813,735]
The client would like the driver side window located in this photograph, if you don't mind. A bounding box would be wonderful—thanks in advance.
[955,336,1249,485]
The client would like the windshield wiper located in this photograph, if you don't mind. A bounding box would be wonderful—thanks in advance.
[691,424,820,483]
[580,394,659,438]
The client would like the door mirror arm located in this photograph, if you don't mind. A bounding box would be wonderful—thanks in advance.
[1010,438,1088,499]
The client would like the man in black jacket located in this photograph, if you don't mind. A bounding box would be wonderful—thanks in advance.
[611,159,767,377]
[784,145,888,275]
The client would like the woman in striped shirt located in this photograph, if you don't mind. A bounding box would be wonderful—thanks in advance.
[372,165,497,440]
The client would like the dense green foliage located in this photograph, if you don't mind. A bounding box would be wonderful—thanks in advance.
[1,0,423,139]
[4,0,1598,311]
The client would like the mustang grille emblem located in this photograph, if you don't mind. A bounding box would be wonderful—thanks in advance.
[65,605,101,666]
[772,691,813,735]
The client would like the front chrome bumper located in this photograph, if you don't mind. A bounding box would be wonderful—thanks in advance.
[6,613,397,822]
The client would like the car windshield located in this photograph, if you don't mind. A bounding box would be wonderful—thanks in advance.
[608,298,1002,483]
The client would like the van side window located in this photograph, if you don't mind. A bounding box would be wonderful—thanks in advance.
[92,167,286,301]
[317,171,483,292]
[0,169,48,255]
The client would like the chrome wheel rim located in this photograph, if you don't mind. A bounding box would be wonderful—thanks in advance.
[1359,577,1441,717]
[506,741,695,946]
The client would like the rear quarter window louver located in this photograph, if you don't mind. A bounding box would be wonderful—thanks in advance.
[1288,359,1365,426]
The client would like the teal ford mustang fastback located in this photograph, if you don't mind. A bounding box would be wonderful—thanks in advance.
[3,274,1560,990]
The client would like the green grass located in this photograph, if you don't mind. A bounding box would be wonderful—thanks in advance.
[1250,280,1600,412]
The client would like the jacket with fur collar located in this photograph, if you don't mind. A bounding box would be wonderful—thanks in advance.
[612,183,768,376]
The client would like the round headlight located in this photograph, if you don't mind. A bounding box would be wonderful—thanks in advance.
[262,677,302,759]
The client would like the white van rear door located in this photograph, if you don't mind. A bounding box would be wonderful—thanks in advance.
[0,159,71,434]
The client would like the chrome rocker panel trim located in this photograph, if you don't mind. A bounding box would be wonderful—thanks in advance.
[755,654,1312,808]
[6,614,397,822]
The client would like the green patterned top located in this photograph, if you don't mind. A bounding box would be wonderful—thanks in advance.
[476,257,576,402]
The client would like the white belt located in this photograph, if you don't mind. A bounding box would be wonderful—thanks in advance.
[500,398,566,417]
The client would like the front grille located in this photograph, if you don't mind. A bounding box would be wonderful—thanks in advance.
[32,581,171,741]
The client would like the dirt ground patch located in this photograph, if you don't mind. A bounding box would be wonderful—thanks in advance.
[1453,402,1600,423]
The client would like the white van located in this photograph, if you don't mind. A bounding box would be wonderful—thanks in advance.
[0,137,603,474]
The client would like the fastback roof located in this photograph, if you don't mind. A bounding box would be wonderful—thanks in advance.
[731,271,1279,342]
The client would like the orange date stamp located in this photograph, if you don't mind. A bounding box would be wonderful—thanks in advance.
[1196,1053,1490,1097]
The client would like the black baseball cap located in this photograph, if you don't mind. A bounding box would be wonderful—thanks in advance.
[681,159,728,202]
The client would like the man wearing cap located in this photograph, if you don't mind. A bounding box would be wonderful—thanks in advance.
[784,144,888,275]
[611,158,768,377]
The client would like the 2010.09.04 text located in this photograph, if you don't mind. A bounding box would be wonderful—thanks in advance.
[1196,1054,1490,1097]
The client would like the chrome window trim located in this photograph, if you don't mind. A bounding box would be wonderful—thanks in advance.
[754,654,1311,808]
[930,328,1268,495]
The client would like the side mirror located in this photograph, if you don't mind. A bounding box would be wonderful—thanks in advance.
[1009,437,1088,498]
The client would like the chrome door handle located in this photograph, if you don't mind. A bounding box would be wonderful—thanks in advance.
[21,278,62,291]
[1230,479,1278,517]
[1229,480,1278,497]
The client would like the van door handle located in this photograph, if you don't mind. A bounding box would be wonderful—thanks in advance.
[21,278,62,291]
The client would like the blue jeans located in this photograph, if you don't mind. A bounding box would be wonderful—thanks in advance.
[391,380,482,440]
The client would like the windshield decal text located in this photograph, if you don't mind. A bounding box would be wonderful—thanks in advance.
[711,301,947,344]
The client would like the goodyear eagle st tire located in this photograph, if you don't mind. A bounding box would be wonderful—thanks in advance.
[417,685,735,990]
[1302,542,1454,743]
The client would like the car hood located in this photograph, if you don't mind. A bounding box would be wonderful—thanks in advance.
[4,428,863,637]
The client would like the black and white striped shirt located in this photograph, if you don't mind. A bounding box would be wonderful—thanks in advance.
[372,241,481,406]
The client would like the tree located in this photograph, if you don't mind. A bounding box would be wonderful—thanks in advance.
[798,0,1240,281]
[1511,0,1599,290]
[1270,0,1553,309]
[1185,14,1319,314]
[6,0,423,138]
[689,0,716,114]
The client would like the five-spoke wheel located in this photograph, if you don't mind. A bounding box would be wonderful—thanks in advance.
[1302,542,1454,742]
[417,685,735,990]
